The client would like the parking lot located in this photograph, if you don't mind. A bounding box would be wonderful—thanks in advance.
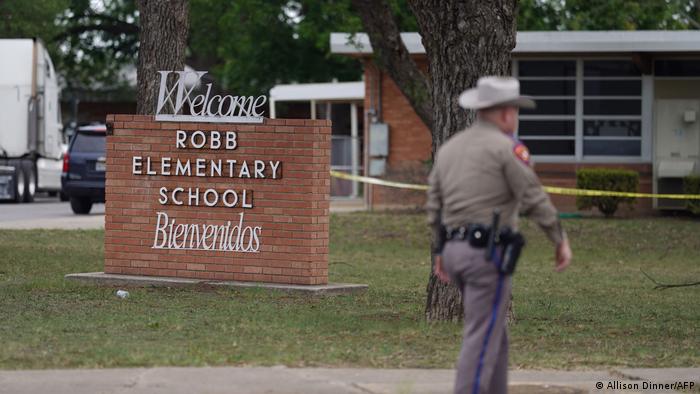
[0,195,104,229]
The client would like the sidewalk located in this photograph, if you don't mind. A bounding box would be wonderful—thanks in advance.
[0,366,696,394]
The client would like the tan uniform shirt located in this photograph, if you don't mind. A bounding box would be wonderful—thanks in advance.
[426,119,565,246]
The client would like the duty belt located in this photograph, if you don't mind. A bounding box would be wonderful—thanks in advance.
[447,221,525,275]
[446,223,490,248]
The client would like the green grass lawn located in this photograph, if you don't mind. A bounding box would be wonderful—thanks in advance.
[0,213,698,370]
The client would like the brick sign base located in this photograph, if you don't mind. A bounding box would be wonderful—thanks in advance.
[103,115,330,285]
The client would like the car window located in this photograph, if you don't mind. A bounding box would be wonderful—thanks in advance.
[72,133,105,153]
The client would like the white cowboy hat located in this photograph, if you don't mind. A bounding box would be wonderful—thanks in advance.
[458,76,536,110]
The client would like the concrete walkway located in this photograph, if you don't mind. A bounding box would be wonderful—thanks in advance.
[0,366,696,394]
[0,197,104,230]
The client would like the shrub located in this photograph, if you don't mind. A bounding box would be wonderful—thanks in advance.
[576,168,639,217]
[684,175,700,215]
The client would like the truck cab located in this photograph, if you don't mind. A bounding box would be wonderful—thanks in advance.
[0,38,64,202]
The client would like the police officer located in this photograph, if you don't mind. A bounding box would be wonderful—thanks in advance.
[426,76,572,394]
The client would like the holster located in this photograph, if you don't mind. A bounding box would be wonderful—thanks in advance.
[497,229,526,275]
[445,222,526,275]
[433,224,447,255]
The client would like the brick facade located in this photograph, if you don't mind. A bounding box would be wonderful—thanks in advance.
[534,163,653,214]
[362,60,654,215]
[104,115,331,285]
[363,60,432,208]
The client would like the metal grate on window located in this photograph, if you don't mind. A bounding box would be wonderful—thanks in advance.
[583,60,642,157]
[518,60,576,156]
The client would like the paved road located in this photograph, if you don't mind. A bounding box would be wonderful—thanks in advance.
[0,195,362,230]
[0,367,696,394]
[0,195,104,230]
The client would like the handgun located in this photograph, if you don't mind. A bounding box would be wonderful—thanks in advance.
[485,209,501,262]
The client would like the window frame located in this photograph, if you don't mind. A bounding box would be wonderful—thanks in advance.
[515,59,577,159]
[514,57,652,164]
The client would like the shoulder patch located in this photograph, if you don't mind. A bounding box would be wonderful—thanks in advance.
[512,140,531,165]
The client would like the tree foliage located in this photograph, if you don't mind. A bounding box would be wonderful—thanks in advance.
[189,0,415,96]
[0,0,415,97]
[1,0,137,90]
[0,0,68,40]
[2,0,700,99]
[56,0,139,91]
[188,0,358,96]
[518,0,696,31]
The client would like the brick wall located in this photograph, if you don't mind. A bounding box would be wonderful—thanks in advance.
[535,162,654,215]
[363,60,432,208]
[364,61,655,215]
[362,161,654,215]
[104,115,331,285]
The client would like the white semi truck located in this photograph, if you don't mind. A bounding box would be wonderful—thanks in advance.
[0,38,63,202]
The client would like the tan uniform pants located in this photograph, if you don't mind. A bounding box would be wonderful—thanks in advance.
[443,240,512,394]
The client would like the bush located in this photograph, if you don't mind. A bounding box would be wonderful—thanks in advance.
[684,175,700,215]
[576,168,639,217]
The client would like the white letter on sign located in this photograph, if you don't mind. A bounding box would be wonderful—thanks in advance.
[176,130,187,148]
[158,187,168,205]
[153,212,168,248]
[252,96,267,117]
[132,156,142,175]
[210,131,221,149]
[269,161,281,179]
[226,131,237,150]
[191,131,206,149]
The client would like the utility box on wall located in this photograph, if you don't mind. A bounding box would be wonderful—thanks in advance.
[654,99,700,209]
[369,122,389,176]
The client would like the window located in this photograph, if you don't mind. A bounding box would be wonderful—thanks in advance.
[519,60,576,77]
[582,60,642,157]
[518,60,577,156]
[316,102,364,198]
[72,133,105,153]
[516,59,645,159]
[583,60,641,77]
[655,59,700,77]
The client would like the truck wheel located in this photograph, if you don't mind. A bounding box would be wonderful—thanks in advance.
[21,161,36,203]
[70,197,93,214]
[12,165,26,203]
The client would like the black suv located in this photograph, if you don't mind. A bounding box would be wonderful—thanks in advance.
[61,124,106,214]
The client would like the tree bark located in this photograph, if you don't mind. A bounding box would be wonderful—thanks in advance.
[352,0,517,321]
[136,0,190,115]
[409,0,517,150]
[350,0,433,130]
[411,0,517,322]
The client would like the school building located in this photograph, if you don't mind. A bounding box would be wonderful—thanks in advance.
[271,30,700,214]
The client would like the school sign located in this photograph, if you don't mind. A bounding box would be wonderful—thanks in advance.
[102,70,331,285]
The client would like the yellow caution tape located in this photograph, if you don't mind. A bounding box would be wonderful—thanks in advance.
[331,170,429,191]
[540,186,700,200]
[330,170,700,200]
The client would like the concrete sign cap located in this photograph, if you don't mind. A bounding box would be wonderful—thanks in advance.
[458,76,536,110]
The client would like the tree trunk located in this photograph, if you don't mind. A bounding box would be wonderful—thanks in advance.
[425,264,464,322]
[413,1,517,321]
[136,0,190,115]
[351,0,516,321]
[350,0,433,130]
